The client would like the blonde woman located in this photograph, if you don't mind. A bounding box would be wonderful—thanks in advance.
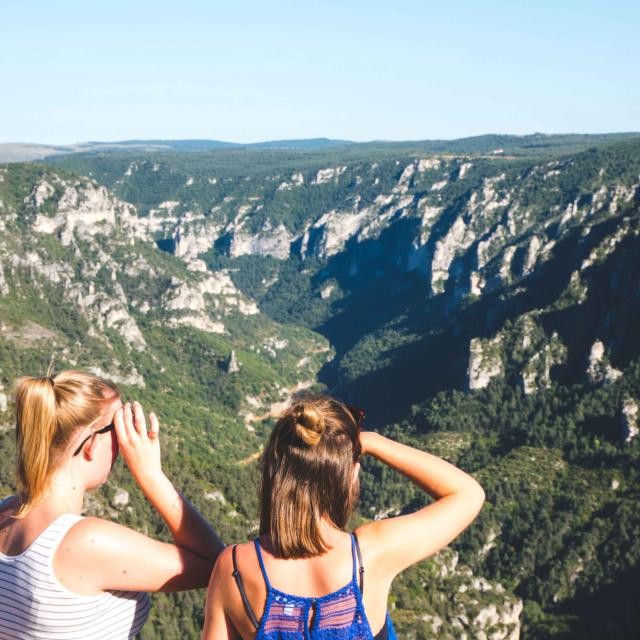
[0,371,225,639]
[203,396,485,640]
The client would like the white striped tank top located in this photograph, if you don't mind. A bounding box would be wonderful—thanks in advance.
[0,501,151,639]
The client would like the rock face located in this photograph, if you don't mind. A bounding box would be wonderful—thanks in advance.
[111,488,129,508]
[621,396,639,442]
[586,340,622,385]
[467,336,504,391]
[0,258,8,296]
[0,166,329,437]
[305,210,369,259]
[312,166,347,185]
[228,222,294,259]
[519,333,567,395]
[431,217,471,294]
[162,270,258,334]
[87,366,146,389]
[30,177,145,246]
[226,350,240,373]
[395,548,523,640]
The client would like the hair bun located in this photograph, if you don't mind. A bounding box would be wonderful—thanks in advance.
[292,403,326,446]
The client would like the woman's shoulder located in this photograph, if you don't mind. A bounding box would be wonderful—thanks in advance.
[353,521,395,573]
[215,539,255,571]
[212,540,261,592]
[59,515,157,554]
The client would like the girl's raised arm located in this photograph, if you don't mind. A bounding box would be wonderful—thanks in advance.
[355,431,485,579]
[55,402,225,594]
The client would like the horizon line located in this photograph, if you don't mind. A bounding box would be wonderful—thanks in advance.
[2,131,640,148]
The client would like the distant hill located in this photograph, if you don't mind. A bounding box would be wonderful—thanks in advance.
[2,132,640,163]
[0,137,355,162]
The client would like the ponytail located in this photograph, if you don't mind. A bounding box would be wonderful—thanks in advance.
[13,371,119,517]
[14,377,58,517]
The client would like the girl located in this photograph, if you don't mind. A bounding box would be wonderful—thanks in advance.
[203,396,485,639]
[0,370,225,639]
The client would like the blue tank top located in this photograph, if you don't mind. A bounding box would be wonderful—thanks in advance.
[234,534,396,639]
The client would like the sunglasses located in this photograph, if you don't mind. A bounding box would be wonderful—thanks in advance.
[346,405,365,460]
[347,406,365,427]
[72,421,115,456]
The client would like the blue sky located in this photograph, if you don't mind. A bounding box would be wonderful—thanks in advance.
[2,0,638,144]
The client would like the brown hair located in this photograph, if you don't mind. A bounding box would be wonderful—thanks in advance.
[259,395,362,558]
[13,370,119,517]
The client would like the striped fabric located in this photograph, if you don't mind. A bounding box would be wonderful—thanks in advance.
[0,503,151,640]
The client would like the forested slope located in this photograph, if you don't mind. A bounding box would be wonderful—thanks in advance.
[0,136,638,637]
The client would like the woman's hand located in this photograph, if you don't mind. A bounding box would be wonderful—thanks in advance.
[112,401,225,567]
[359,430,377,456]
[114,401,162,485]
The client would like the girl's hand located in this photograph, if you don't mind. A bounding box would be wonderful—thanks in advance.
[359,430,376,456]
[114,401,162,485]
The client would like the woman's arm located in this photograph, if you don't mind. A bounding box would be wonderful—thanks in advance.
[117,402,225,562]
[55,402,225,594]
[355,431,485,578]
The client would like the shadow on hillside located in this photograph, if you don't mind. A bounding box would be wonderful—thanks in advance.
[556,563,640,639]
[315,208,640,427]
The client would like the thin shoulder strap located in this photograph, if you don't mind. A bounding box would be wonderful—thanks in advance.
[253,537,272,591]
[232,545,260,631]
[352,533,365,594]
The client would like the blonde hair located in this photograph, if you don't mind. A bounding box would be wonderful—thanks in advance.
[13,370,119,517]
[259,395,362,558]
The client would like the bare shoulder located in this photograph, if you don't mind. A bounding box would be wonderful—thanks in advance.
[353,520,396,585]
[212,544,235,578]
[208,540,263,611]
[212,540,254,582]
[354,520,387,561]
[207,545,237,608]
[55,515,199,594]
[55,517,130,571]
[204,546,244,639]
[61,516,135,550]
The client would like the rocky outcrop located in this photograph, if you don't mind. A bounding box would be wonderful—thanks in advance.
[277,171,305,190]
[459,162,473,179]
[204,490,226,504]
[586,340,622,385]
[31,178,145,246]
[467,335,504,391]
[621,396,638,443]
[111,488,130,508]
[228,222,294,259]
[320,284,334,299]
[226,350,240,373]
[87,365,146,389]
[522,235,542,276]
[305,210,369,258]
[173,216,221,262]
[162,270,258,334]
[65,282,147,351]
[431,218,471,294]
[0,258,8,295]
[396,548,522,640]
[312,166,346,185]
[519,333,566,395]
[580,223,631,271]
